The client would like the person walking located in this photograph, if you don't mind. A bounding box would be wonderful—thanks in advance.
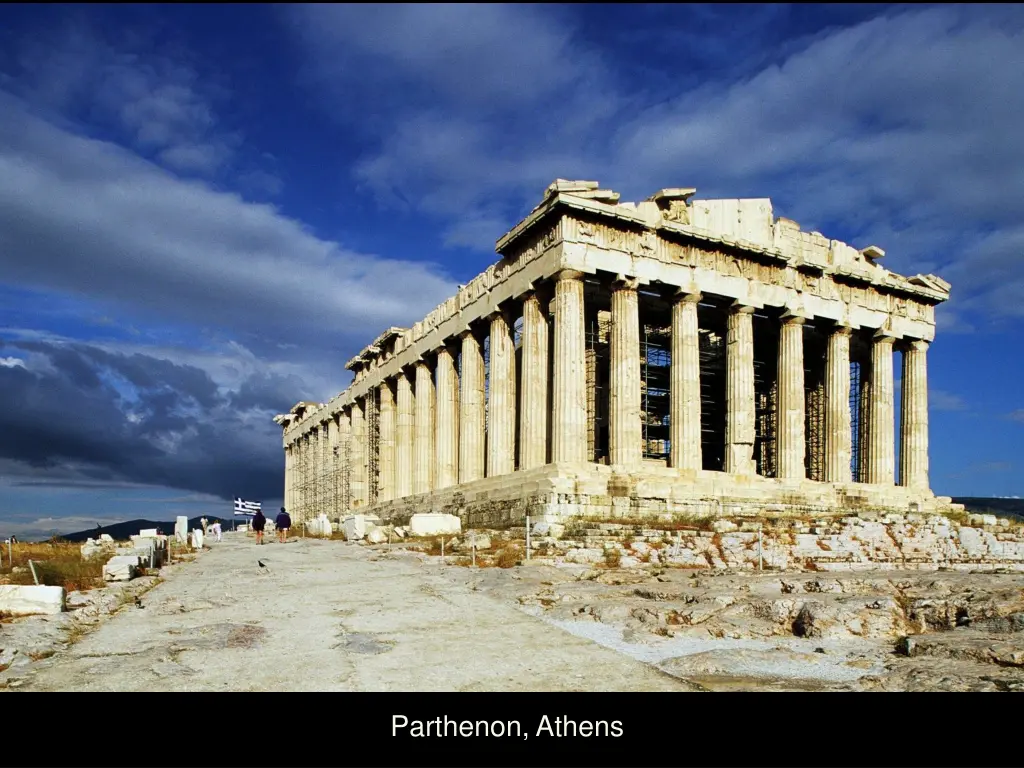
[251,509,266,545]
[275,508,291,543]
[211,521,222,542]
[201,517,209,535]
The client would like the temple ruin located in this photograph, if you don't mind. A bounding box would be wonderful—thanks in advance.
[273,180,954,528]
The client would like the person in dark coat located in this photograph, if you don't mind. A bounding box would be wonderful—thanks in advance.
[251,509,266,545]
[276,508,291,543]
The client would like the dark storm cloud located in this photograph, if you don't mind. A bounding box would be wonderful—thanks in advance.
[0,338,295,500]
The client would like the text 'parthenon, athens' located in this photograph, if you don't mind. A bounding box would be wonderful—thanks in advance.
[274,180,954,528]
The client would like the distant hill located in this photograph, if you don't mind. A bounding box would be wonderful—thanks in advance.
[57,516,234,543]
[953,497,1024,519]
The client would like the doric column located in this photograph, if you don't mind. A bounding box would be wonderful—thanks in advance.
[776,313,807,480]
[435,346,460,489]
[297,434,307,522]
[337,410,351,511]
[311,427,323,517]
[487,309,516,477]
[824,325,853,483]
[413,360,435,494]
[283,444,292,516]
[725,303,756,475]
[459,329,486,483]
[395,372,414,498]
[519,290,550,470]
[378,381,396,501]
[326,417,339,518]
[865,330,895,484]
[609,276,642,468]
[670,291,702,471]
[552,269,587,464]
[900,339,930,490]
[350,401,367,505]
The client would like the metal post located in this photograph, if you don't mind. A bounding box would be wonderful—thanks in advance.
[472,543,476,568]
[526,514,531,561]
[28,559,39,585]
[758,523,763,571]
[440,537,445,566]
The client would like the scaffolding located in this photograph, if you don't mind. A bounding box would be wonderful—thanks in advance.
[640,324,671,460]
[698,304,727,471]
[585,309,610,463]
[753,311,779,478]
[338,423,352,514]
[366,389,380,504]
[851,332,870,482]
[803,323,828,482]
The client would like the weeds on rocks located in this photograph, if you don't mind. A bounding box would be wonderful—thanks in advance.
[0,541,105,592]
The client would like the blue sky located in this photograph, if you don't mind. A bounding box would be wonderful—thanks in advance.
[0,3,1022,539]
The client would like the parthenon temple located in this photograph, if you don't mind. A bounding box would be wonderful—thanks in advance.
[274,180,954,528]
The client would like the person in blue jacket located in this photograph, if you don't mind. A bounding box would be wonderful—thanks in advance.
[276,507,291,543]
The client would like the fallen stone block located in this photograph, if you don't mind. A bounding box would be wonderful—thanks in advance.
[103,555,140,582]
[408,513,461,537]
[342,514,381,541]
[531,521,565,539]
[99,533,114,542]
[365,526,388,545]
[454,533,491,552]
[0,585,66,616]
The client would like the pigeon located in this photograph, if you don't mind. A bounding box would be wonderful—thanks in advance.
[257,559,270,574]
[134,596,144,609]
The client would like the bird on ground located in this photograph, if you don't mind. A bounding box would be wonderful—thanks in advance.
[257,559,270,573]
[134,596,144,608]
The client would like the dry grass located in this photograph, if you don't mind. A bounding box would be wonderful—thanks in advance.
[602,547,622,569]
[493,545,523,568]
[0,540,107,592]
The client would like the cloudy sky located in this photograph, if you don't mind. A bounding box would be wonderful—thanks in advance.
[1,3,1022,539]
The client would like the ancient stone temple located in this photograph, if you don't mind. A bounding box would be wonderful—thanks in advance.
[273,180,954,528]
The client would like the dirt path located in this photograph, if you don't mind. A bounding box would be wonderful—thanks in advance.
[14,533,695,692]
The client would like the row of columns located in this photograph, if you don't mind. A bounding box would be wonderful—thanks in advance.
[285,270,930,520]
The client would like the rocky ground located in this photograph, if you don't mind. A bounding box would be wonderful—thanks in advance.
[431,559,1024,691]
[2,528,1022,691]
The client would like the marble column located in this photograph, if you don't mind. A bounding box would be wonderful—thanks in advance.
[283,444,292,516]
[311,427,323,518]
[337,410,351,511]
[824,325,853,483]
[435,346,460,489]
[776,313,807,480]
[395,370,414,498]
[670,291,702,471]
[865,330,895,484]
[519,290,550,470]
[725,303,756,475]
[487,309,516,477]
[609,277,642,468]
[552,270,587,464]
[297,434,307,522]
[459,329,486,483]
[413,360,435,494]
[327,417,339,518]
[900,339,930,490]
[378,381,396,501]
[350,401,367,505]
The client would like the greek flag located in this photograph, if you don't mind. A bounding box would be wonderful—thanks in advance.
[234,497,262,515]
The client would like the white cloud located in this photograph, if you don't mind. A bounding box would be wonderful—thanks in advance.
[930,389,968,412]
[0,356,25,368]
[0,92,458,354]
[289,4,1024,326]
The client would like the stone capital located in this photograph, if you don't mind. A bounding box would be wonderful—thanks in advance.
[729,301,758,315]
[903,338,929,353]
[831,323,854,337]
[553,269,585,283]
[611,274,641,292]
[780,313,807,326]
[872,327,898,343]
[673,286,702,304]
